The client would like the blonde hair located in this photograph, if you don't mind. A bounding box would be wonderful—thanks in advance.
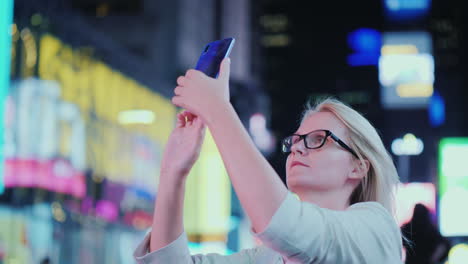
[301,97,400,216]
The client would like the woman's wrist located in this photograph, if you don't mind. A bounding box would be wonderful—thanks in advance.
[204,100,234,127]
[159,169,188,190]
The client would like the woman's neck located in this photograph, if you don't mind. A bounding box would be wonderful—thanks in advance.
[295,188,352,211]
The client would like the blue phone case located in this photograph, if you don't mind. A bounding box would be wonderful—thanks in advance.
[195,38,235,78]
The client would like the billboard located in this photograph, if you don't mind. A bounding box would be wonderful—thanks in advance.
[4,32,177,202]
[38,34,176,194]
[379,31,434,109]
[4,79,86,197]
[438,138,468,236]
[383,0,431,21]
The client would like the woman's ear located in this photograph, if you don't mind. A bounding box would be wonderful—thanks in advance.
[349,159,370,180]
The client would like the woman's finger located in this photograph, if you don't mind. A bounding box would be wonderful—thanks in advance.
[174,86,184,96]
[176,113,185,127]
[185,112,197,123]
[218,57,231,83]
[185,69,200,79]
[186,114,195,126]
[177,76,186,87]
[172,95,185,108]
[182,111,193,124]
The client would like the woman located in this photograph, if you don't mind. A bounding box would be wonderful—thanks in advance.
[134,58,403,263]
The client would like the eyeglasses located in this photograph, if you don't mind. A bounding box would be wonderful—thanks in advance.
[282,129,358,158]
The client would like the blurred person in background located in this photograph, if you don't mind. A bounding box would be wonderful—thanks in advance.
[402,203,451,264]
[39,256,51,264]
[134,58,404,263]
[41,257,51,264]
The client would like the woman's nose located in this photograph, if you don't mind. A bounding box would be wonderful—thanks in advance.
[290,139,306,155]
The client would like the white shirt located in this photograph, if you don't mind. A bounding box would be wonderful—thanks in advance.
[134,192,403,263]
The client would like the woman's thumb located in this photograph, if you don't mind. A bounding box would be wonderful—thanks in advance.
[218,57,231,82]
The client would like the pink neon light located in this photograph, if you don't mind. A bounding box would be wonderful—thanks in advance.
[4,158,86,198]
[95,200,118,222]
[396,182,436,226]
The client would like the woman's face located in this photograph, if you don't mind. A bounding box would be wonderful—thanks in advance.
[285,111,356,193]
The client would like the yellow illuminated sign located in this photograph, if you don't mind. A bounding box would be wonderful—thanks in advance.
[381,44,419,55]
[396,83,433,98]
[38,34,176,187]
[184,130,231,240]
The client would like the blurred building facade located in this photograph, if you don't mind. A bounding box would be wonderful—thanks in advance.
[0,0,267,263]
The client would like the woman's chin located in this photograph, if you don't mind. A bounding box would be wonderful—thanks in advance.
[286,174,322,193]
[286,174,305,190]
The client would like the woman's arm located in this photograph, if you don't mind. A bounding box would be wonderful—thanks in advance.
[206,102,288,233]
[150,174,187,251]
[149,111,206,251]
[172,60,287,233]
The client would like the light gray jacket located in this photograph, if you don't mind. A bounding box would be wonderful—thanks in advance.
[134,192,403,263]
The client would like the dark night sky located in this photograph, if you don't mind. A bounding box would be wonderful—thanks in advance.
[255,0,467,183]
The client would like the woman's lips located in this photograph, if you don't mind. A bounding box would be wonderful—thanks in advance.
[290,161,309,168]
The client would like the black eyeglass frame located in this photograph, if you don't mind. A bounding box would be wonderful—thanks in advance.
[282,129,359,158]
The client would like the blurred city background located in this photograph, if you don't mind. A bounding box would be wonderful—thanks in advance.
[0,0,467,263]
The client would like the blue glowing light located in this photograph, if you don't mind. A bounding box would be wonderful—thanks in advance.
[347,28,381,53]
[384,0,431,21]
[429,91,445,127]
[130,186,155,201]
[347,28,381,67]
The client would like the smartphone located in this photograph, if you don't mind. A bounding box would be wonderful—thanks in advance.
[195,37,235,78]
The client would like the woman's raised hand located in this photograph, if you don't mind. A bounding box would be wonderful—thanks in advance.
[171,58,231,126]
[160,111,206,183]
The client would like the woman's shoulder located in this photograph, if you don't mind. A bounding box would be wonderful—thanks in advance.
[348,201,390,216]
[236,245,283,263]
[346,201,400,235]
[346,202,403,261]
[348,202,402,240]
